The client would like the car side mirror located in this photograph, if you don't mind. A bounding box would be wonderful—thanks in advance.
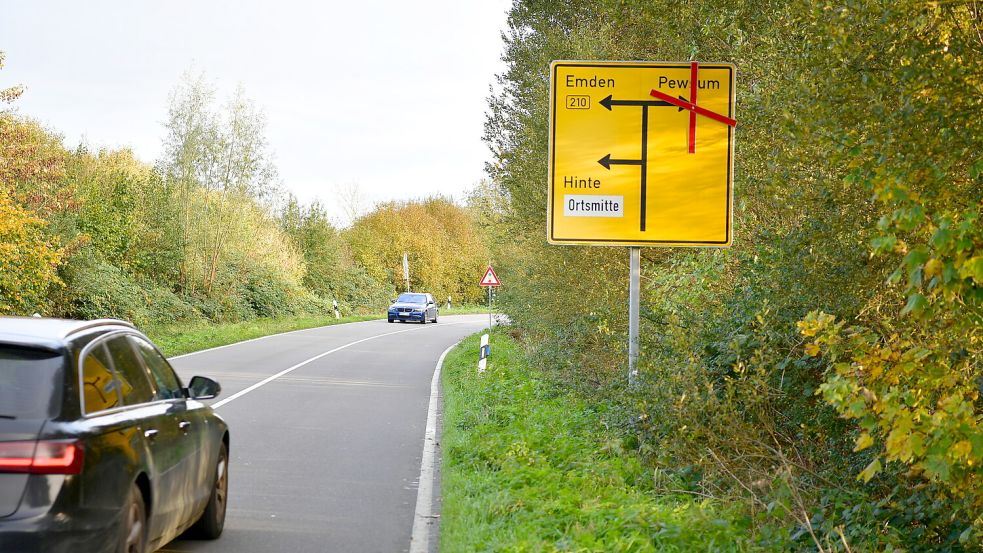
[391,299,397,304]
[187,376,221,400]
[427,301,434,306]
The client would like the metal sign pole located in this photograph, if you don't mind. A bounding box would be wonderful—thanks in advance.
[488,286,493,332]
[628,247,640,385]
[403,253,410,292]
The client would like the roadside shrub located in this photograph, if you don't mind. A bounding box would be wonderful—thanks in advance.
[56,250,147,322]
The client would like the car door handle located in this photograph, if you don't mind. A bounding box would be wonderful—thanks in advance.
[179,421,192,432]
[144,429,159,440]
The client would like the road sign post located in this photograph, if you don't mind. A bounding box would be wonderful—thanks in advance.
[479,266,501,333]
[548,60,737,384]
[628,247,640,385]
[402,253,410,292]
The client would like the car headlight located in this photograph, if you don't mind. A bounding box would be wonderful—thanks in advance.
[413,308,424,313]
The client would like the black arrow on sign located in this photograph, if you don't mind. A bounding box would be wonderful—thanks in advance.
[599,94,683,112]
[597,154,643,170]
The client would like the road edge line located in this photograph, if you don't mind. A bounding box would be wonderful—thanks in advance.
[410,340,459,553]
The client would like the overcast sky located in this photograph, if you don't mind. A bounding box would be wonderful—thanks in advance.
[0,0,511,224]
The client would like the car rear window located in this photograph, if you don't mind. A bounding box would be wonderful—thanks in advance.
[0,345,64,419]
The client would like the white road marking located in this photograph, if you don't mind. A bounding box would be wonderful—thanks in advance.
[210,322,463,409]
[409,341,458,553]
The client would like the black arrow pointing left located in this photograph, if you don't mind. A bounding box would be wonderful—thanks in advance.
[598,154,643,170]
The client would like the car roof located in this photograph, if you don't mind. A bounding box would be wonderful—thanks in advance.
[0,317,136,351]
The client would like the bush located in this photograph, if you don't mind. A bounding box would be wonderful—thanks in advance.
[55,249,198,327]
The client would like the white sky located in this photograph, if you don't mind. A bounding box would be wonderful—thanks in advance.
[0,0,511,224]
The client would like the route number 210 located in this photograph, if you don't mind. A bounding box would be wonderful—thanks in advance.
[566,95,590,110]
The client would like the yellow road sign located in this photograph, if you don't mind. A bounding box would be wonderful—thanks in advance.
[548,61,736,247]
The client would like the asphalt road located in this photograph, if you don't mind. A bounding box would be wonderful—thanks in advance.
[158,315,488,553]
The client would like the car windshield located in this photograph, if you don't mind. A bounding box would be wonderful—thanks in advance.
[0,345,64,419]
[396,293,428,305]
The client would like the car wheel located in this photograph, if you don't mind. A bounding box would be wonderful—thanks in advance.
[433,313,438,323]
[191,443,228,539]
[118,484,147,553]
[420,314,427,325]
[388,318,394,323]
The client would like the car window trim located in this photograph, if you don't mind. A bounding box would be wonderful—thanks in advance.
[128,335,185,400]
[78,330,179,418]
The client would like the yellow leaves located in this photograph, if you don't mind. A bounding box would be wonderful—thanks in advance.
[797,311,836,337]
[867,361,884,380]
[0,191,62,314]
[805,342,821,356]
[923,257,943,279]
[952,440,972,460]
[854,432,875,452]
[858,458,883,483]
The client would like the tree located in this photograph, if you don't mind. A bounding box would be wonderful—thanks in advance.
[345,198,489,303]
[160,74,279,295]
[280,197,346,297]
[0,191,61,314]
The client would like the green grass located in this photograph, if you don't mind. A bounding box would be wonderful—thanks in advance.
[145,314,379,357]
[440,331,759,552]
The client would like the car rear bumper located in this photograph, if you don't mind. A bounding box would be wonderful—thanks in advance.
[0,507,120,553]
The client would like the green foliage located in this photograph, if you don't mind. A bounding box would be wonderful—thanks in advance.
[442,331,759,552]
[279,197,393,311]
[67,147,185,283]
[54,249,199,327]
[789,0,983,543]
[487,0,982,549]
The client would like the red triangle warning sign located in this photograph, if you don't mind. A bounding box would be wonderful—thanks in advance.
[479,266,501,287]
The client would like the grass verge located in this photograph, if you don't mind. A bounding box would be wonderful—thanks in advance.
[146,314,379,357]
[440,331,758,552]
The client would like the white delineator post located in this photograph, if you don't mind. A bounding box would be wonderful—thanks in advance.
[628,247,640,385]
[478,333,489,372]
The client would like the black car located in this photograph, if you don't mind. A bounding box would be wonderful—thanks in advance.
[387,293,439,324]
[0,317,229,553]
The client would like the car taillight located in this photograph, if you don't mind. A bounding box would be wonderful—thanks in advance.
[0,440,83,475]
